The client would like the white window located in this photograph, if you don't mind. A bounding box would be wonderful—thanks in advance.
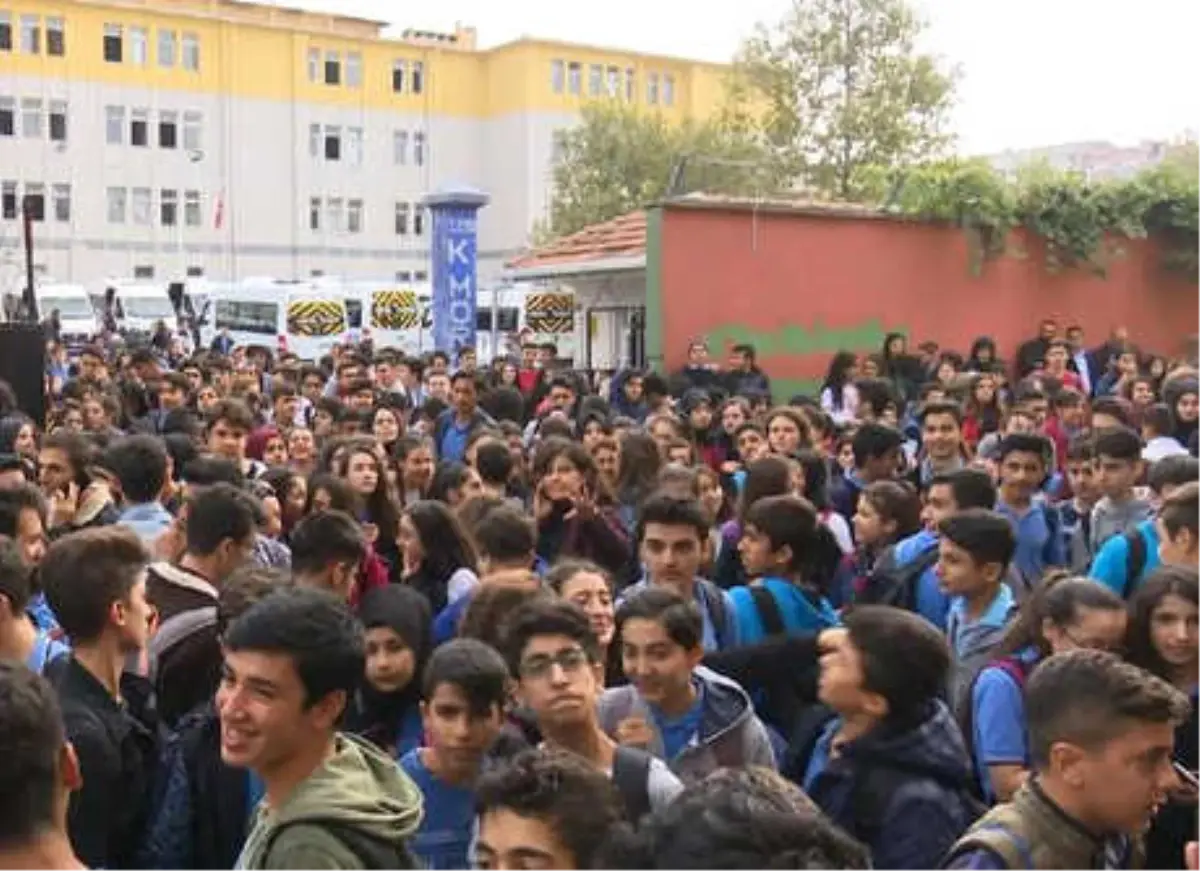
[347,198,363,233]
[392,59,407,93]
[394,202,409,235]
[20,14,39,54]
[411,60,424,94]
[307,47,320,82]
[130,26,147,65]
[0,97,13,136]
[182,111,202,151]
[23,183,45,221]
[106,186,127,223]
[131,187,151,225]
[323,125,341,161]
[308,196,321,231]
[130,107,149,146]
[324,50,340,85]
[346,126,363,166]
[393,129,409,165]
[326,197,344,232]
[567,62,581,95]
[52,184,70,222]
[413,131,426,167]
[550,59,564,94]
[103,23,122,63]
[346,51,362,87]
[663,74,675,106]
[625,68,635,101]
[0,12,11,52]
[308,123,321,158]
[182,32,199,71]
[46,16,64,56]
[48,100,67,143]
[20,98,42,138]
[184,190,201,226]
[105,105,125,144]
[158,29,176,67]
[588,64,602,96]
[160,188,178,226]
[606,66,619,97]
[647,72,659,105]
[413,204,425,236]
[158,109,178,148]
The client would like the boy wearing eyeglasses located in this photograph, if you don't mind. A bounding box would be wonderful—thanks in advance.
[502,599,682,822]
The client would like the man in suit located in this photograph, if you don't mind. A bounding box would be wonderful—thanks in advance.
[1065,324,1101,396]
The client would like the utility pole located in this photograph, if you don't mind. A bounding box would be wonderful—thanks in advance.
[21,195,38,323]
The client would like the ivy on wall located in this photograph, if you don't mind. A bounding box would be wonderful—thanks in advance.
[855,155,1200,278]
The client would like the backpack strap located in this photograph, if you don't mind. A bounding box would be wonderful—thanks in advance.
[700,583,730,650]
[748,585,787,637]
[148,606,218,685]
[1041,502,1063,568]
[611,745,654,823]
[946,821,1036,870]
[1124,528,1147,597]
[780,703,838,786]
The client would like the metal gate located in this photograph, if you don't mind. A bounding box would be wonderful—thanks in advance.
[583,305,645,372]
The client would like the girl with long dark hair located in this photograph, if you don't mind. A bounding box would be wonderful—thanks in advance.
[399,499,479,617]
[820,351,860,424]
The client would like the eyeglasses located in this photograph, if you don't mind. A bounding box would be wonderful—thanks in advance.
[519,646,589,680]
[1062,627,1124,655]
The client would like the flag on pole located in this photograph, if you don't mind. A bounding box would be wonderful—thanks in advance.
[213,191,225,230]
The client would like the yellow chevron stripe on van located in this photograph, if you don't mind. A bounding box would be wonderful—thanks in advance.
[287,299,343,337]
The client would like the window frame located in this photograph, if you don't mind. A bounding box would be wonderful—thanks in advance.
[0,97,14,137]
[346,51,362,87]
[20,97,43,139]
[20,14,39,54]
[157,28,176,68]
[51,183,70,222]
[48,100,67,143]
[130,107,149,147]
[106,186,127,224]
[184,190,201,227]
[131,187,152,225]
[129,25,147,66]
[158,109,178,149]
[160,188,178,227]
[45,16,64,56]
[324,50,340,86]
[182,32,199,71]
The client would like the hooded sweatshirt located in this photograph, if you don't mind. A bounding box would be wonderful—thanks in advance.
[344,586,431,759]
[596,664,776,783]
[235,732,424,870]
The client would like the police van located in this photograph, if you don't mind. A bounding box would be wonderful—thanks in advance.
[205,279,348,360]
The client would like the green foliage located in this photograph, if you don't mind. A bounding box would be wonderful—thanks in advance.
[856,157,1200,278]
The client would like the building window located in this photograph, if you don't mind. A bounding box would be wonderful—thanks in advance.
[324,50,340,85]
[414,270,427,281]
[324,125,341,161]
[48,100,67,143]
[1,181,16,219]
[663,74,675,106]
[158,29,176,67]
[20,14,39,54]
[52,184,70,222]
[647,72,659,105]
[158,110,178,149]
[182,32,199,70]
[413,205,424,236]
[413,131,426,167]
[46,16,64,56]
[20,98,42,139]
[307,47,320,82]
[130,108,149,146]
[587,64,601,96]
[326,197,343,232]
[133,265,154,279]
[412,60,424,94]
[186,266,203,277]
[0,98,13,137]
[130,26,147,65]
[625,68,635,101]
[347,198,363,233]
[394,202,409,235]
[0,13,11,52]
[309,197,320,231]
[160,188,178,226]
[102,23,122,62]
[392,59,407,93]
[308,123,320,158]
[393,129,409,165]
[184,190,201,226]
[395,270,411,281]
[550,59,564,94]
[106,186,126,223]
[606,66,619,97]
[131,187,151,225]
[346,126,363,166]
[567,62,581,95]
[346,51,362,87]
[104,105,124,144]
[182,111,202,151]
[23,183,45,221]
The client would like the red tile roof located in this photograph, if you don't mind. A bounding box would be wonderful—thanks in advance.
[507,210,646,270]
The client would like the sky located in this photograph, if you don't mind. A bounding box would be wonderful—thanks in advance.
[277,0,1197,155]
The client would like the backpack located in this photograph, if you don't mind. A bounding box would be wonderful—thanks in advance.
[698,582,732,650]
[958,655,1035,799]
[749,586,787,637]
[1122,528,1148,597]
[266,820,419,870]
[611,745,655,824]
[147,606,218,685]
[857,544,939,611]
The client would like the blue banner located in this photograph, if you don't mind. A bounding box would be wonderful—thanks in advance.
[430,206,480,357]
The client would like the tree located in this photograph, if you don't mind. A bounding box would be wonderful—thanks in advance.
[733,0,957,200]
[541,101,775,240]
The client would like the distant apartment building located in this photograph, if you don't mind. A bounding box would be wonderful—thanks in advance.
[0,0,727,285]
[987,139,1175,182]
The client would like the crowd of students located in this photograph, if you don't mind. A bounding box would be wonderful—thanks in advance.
[0,316,1195,870]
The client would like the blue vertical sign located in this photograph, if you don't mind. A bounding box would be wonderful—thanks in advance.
[424,185,490,358]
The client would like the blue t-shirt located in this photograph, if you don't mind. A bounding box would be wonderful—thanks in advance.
[1090,520,1160,597]
[399,748,476,870]
[246,770,267,821]
[891,530,952,631]
[802,715,840,794]
[995,500,1066,585]
[971,646,1039,802]
[438,420,471,464]
[395,706,425,758]
[729,577,839,644]
[25,631,69,675]
[649,680,705,762]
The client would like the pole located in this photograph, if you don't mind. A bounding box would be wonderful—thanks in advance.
[21,196,37,323]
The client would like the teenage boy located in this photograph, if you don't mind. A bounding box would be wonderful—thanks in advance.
[41,527,159,871]
[946,649,1189,869]
[831,422,904,521]
[220,587,423,869]
[994,433,1066,587]
[289,510,368,601]
[910,400,967,489]
[1089,426,1153,552]
[400,639,508,869]
[599,587,776,782]
[1156,481,1199,571]
[1060,437,1100,572]
[936,509,1018,710]
[0,540,68,674]
[104,435,174,545]
[1142,403,1190,462]
[205,398,264,480]
[435,373,494,463]
[792,606,979,870]
[620,493,738,652]
[475,748,627,871]
[38,430,119,538]
[0,662,84,870]
[0,484,54,631]
[502,598,683,820]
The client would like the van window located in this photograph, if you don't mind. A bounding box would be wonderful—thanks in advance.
[476,307,520,333]
[216,299,278,335]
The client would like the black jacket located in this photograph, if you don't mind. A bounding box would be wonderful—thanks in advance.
[52,657,161,871]
[146,562,223,727]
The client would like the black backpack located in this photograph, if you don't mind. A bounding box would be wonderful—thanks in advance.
[857,544,940,611]
[265,820,419,870]
[611,745,656,824]
[1122,528,1148,597]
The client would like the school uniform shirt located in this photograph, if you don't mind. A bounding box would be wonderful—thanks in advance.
[970,646,1040,802]
[995,499,1066,586]
[887,530,953,631]
[1090,519,1160,598]
[728,577,840,645]
[1143,435,1190,463]
[399,749,476,870]
[945,585,1016,713]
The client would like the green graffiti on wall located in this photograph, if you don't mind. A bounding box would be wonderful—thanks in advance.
[703,319,902,358]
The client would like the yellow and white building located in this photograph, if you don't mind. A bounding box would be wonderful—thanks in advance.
[0,0,727,285]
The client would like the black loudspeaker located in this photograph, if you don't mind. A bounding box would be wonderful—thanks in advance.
[0,323,46,425]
